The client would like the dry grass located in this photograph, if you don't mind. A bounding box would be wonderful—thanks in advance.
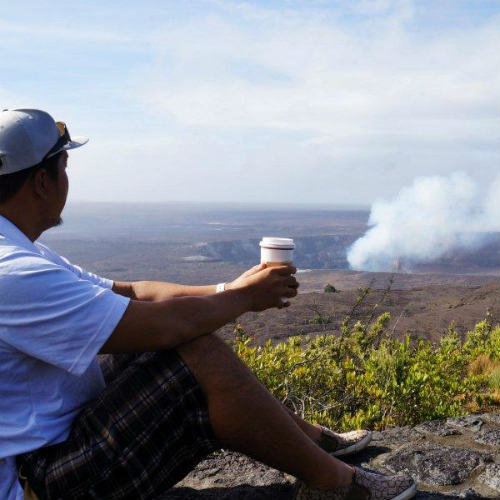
[468,353,500,377]
[489,365,500,400]
[466,354,500,409]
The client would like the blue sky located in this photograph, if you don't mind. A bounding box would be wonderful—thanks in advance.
[1,0,498,205]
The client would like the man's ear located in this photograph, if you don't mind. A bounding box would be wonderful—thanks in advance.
[32,168,51,200]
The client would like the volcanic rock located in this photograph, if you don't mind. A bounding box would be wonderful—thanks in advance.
[160,413,500,499]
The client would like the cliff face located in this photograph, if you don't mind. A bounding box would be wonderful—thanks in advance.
[161,413,500,499]
[195,235,500,273]
[197,235,357,269]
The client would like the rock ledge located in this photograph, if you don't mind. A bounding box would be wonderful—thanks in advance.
[161,413,500,499]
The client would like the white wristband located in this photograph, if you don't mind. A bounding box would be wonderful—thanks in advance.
[216,282,226,293]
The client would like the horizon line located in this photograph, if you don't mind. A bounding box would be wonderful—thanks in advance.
[67,200,371,210]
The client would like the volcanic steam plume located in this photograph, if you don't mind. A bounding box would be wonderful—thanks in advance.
[347,172,499,272]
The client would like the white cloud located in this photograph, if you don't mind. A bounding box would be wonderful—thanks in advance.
[1,0,498,205]
[91,1,495,204]
[0,20,143,44]
[134,3,498,142]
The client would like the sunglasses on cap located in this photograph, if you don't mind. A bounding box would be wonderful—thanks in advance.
[44,122,71,160]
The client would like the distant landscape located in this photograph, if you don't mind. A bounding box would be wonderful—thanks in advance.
[40,202,500,342]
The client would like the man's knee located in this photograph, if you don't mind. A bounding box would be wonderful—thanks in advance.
[176,333,231,372]
[175,333,256,391]
[176,332,227,359]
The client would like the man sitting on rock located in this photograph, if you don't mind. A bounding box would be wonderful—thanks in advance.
[0,108,416,500]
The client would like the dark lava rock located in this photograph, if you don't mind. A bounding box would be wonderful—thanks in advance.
[414,420,462,437]
[479,464,500,493]
[473,429,500,447]
[160,413,500,500]
[481,414,500,426]
[384,446,488,486]
[372,425,422,444]
[161,452,294,500]
[446,488,484,499]
[447,416,484,433]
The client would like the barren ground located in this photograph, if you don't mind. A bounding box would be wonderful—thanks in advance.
[217,271,499,344]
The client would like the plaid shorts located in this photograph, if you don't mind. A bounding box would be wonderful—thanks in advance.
[17,350,221,500]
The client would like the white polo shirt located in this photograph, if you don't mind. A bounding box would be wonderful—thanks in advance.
[0,214,131,500]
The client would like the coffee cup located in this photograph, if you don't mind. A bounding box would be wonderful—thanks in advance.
[259,237,295,304]
[259,237,295,266]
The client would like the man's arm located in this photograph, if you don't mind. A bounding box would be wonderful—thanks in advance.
[102,264,298,354]
[112,280,218,301]
[101,289,249,353]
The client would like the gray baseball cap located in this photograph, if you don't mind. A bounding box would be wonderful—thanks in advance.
[0,108,88,176]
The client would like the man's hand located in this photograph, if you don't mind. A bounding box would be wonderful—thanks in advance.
[103,264,299,353]
[227,263,268,290]
[227,263,299,311]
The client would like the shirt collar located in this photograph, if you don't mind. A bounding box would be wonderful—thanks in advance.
[0,214,42,255]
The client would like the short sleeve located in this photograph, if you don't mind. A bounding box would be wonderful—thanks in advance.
[0,253,130,376]
[34,241,113,289]
[57,254,114,289]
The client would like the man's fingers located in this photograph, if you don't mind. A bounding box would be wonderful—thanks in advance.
[270,265,297,276]
[281,287,298,298]
[243,263,267,277]
[251,263,267,273]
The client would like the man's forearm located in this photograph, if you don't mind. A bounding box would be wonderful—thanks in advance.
[101,288,250,353]
[104,264,296,353]
[132,281,220,301]
[166,290,250,344]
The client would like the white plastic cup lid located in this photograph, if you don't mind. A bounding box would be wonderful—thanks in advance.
[259,237,295,249]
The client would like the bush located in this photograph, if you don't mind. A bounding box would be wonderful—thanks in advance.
[324,284,337,293]
[488,324,500,361]
[232,316,499,431]
[305,302,333,325]
[307,313,332,325]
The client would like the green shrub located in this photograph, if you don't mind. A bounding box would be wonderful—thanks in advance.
[324,284,337,293]
[305,302,333,325]
[489,365,500,393]
[232,316,499,431]
[488,325,500,361]
[307,313,332,325]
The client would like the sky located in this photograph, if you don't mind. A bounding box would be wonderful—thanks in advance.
[0,0,498,206]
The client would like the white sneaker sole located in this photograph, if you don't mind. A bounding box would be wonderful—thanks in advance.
[331,431,373,456]
[391,483,417,500]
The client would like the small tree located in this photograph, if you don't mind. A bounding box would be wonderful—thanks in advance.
[324,283,337,293]
[306,301,333,325]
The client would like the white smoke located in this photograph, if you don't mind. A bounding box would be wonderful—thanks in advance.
[347,172,500,271]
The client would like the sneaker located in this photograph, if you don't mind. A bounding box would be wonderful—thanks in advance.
[316,426,373,457]
[294,466,417,500]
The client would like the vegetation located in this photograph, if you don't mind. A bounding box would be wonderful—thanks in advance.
[323,284,337,293]
[305,301,333,325]
[232,310,500,431]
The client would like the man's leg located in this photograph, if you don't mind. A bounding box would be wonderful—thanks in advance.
[176,333,354,490]
[282,405,322,442]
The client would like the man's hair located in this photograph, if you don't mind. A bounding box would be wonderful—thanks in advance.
[0,152,61,204]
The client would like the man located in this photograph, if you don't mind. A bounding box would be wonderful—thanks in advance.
[0,109,416,500]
